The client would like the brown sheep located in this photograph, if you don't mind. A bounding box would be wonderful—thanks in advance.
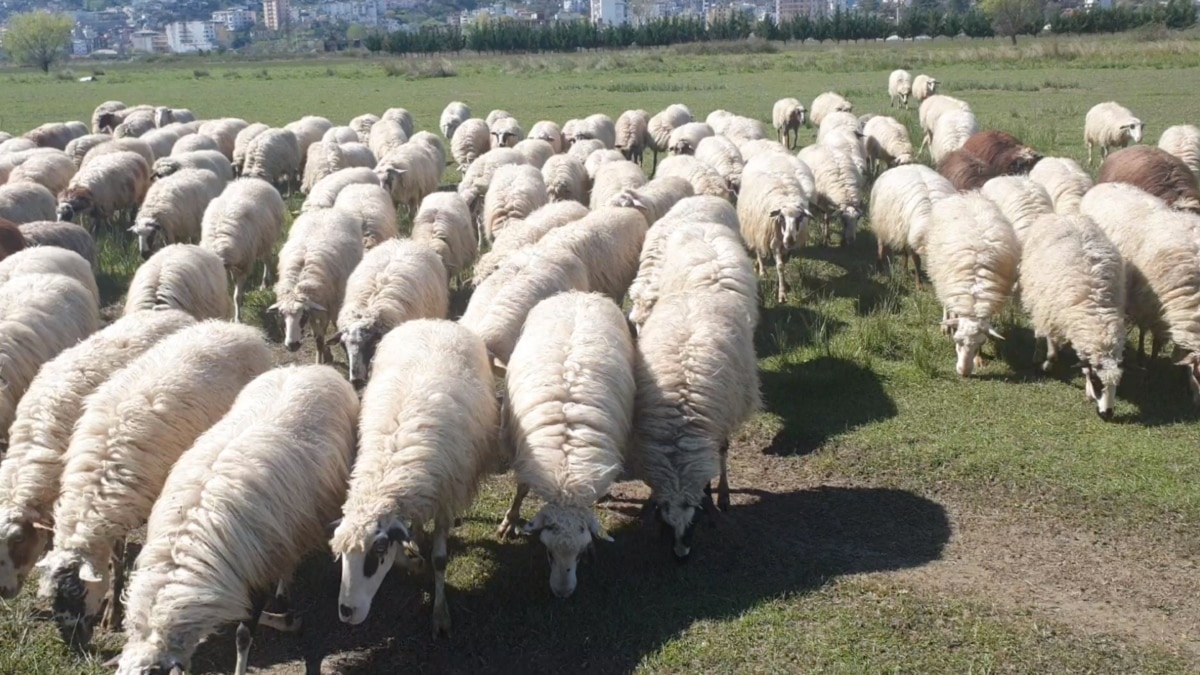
[937,149,993,191]
[0,218,25,262]
[1097,145,1200,213]
[962,130,1042,176]
[23,123,78,151]
[19,221,97,271]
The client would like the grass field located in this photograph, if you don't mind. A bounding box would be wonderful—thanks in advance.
[2,33,1200,674]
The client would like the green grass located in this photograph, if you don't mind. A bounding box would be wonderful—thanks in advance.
[2,32,1200,673]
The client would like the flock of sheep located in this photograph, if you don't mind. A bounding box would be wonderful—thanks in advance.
[0,65,1198,674]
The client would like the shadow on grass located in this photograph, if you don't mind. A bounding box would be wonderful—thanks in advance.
[1117,357,1200,427]
[183,486,949,675]
[755,304,846,359]
[760,357,897,456]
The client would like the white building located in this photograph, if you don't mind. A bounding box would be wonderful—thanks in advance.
[315,0,383,26]
[591,0,628,24]
[163,20,224,52]
[212,7,257,31]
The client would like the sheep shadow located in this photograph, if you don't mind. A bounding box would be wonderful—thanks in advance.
[1115,356,1200,427]
[755,304,847,358]
[760,357,897,456]
[185,486,949,675]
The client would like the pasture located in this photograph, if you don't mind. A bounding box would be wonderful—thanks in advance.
[2,33,1199,674]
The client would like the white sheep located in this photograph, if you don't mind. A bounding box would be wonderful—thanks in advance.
[868,163,956,285]
[573,114,617,149]
[458,148,528,222]
[614,109,650,165]
[647,104,693,171]
[528,120,565,153]
[584,149,626,181]
[412,191,476,278]
[925,192,1019,377]
[115,365,356,675]
[350,113,379,144]
[607,175,694,227]
[656,221,757,313]
[667,122,714,156]
[57,150,151,225]
[889,70,913,108]
[171,133,220,156]
[0,309,193,600]
[771,98,807,149]
[459,245,590,364]
[113,112,157,139]
[137,126,186,161]
[90,101,126,134]
[541,154,588,205]
[152,149,235,183]
[536,206,647,303]
[514,138,555,169]
[694,136,743,195]
[450,118,491,172]
[497,291,633,597]
[633,289,760,560]
[440,101,471,139]
[481,163,548,244]
[489,116,524,149]
[380,108,414,138]
[284,115,332,165]
[738,154,812,303]
[302,140,377,193]
[918,94,971,157]
[810,92,853,127]
[1028,156,1093,215]
[1018,213,1127,419]
[862,115,914,172]
[797,144,863,245]
[198,118,250,160]
[0,183,58,224]
[301,166,379,213]
[85,136,156,169]
[331,320,496,635]
[0,274,99,448]
[333,183,400,251]
[472,201,589,287]
[200,178,286,322]
[0,247,98,305]
[929,109,980,164]
[589,159,647,210]
[323,126,360,144]
[24,122,82,150]
[1085,101,1144,165]
[980,175,1056,248]
[242,128,301,193]
[8,150,76,195]
[123,244,230,321]
[410,131,447,171]
[912,74,939,103]
[719,116,769,147]
[1158,124,1200,180]
[368,119,408,159]
[129,168,224,258]
[18,221,97,271]
[567,138,605,165]
[655,154,730,200]
[235,124,272,172]
[272,208,364,363]
[376,143,441,214]
[64,134,111,168]
[334,239,448,386]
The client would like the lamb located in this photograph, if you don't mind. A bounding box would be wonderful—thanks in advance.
[868,164,956,286]
[64,134,111,168]
[198,118,250,160]
[647,104,693,171]
[962,130,1042,176]
[0,274,100,449]
[694,135,744,194]
[301,167,379,213]
[667,122,714,157]
[924,192,1019,377]
[496,291,633,597]
[912,74,939,102]
[333,183,400,251]
[129,169,224,258]
[919,94,972,157]
[350,113,379,144]
[937,148,993,191]
[0,219,23,262]
[376,143,441,214]
[607,175,695,227]
[1097,145,1200,213]
[440,101,471,139]
[124,244,231,320]
[536,206,647,303]
[1158,124,1200,180]
[1028,156,1093,215]
[242,128,301,193]
[323,126,360,144]
[450,118,491,172]
[589,159,647,210]
[171,133,220,156]
[459,245,590,364]
[23,123,80,151]
[272,208,364,363]
[736,154,811,302]
[633,289,760,560]
[513,138,555,169]
[614,110,650,165]
[331,320,496,635]
[888,70,913,108]
[200,178,286,321]
[18,221,97,271]
[0,247,98,304]
[283,116,331,164]
[302,140,377,193]
[929,109,979,164]
[152,149,235,183]
[797,144,862,245]
[0,309,193,600]
[862,115,915,172]
[472,201,589,286]
[980,175,1056,247]
[1017,214,1127,419]
[368,119,408,159]
[412,191,477,277]
[1085,101,1144,165]
[380,108,414,139]
[810,92,853,128]
[528,120,565,153]
[56,150,150,226]
[113,365,354,675]
[232,122,269,174]
[489,116,524,149]
[0,183,58,224]
[655,154,730,200]
[333,239,448,386]
[541,154,588,205]
[5,149,75,197]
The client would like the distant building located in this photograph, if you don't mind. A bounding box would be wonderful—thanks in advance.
[212,7,258,31]
[164,20,227,52]
[131,29,168,53]
[591,0,628,24]
[262,0,290,31]
[776,0,826,21]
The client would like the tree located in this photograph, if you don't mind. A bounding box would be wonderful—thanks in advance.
[3,11,74,73]
[980,0,1044,44]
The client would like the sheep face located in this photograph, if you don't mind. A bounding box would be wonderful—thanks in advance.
[650,489,715,562]
[771,207,808,251]
[129,220,162,259]
[153,107,171,128]
[1083,357,1123,421]
[114,641,187,675]
[272,300,326,352]
[332,321,380,388]
[942,316,998,377]
[520,504,611,599]
[840,204,861,244]
[1123,120,1145,144]
[152,158,180,179]
[1176,352,1200,407]
[56,189,93,223]
[669,140,694,156]
[0,515,48,599]
[97,112,120,134]
[36,549,110,647]
[333,518,422,625]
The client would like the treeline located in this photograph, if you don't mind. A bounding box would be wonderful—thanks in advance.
[1051,0,1196,33]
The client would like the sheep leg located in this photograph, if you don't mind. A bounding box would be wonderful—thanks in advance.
[755,253,765,277]
[1138,327,1147,364]
[717,442,731,511]
[430,520,451,639]
[911,251,923,290]
[774,248,788,304]
[102,539,127,632]
[496,482,530,540]
[1041,336,1059,372]
[919,132,930,158]
[233,280,244,324]
[260,261,271,290]
[315,333,328,365]
[234,590,270,675]
[876,242,887,274]
[1151,333,1164,361]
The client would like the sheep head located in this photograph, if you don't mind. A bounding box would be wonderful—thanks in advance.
[331,320,381,388]
[0,508,51,599]
[112,634,187,675]
[840,203,862,244]
[1123,119,1144,144]
[1174,350,1200,407]
[330,515,423,626]
[129,219,162,259]
[268,298,326,352]
[520,503,611,599]
[56,188,93,222]
[1082,355,1123,421]
[770,206,809,251]
[941,316,1003,377]
[648,486,717,563]
[96,112,120,133]
[36,548,111,648]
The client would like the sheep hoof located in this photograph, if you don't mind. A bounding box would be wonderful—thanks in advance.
[495,517,522,540]
[1040,360,1054,373]
[717,493,730,512]
[432,607,451,639]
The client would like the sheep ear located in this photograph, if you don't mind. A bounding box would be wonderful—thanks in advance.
[1176,354,1198,367]
[519,511,545,536]
[329,330,343,343]
[588,514,614,543]
[768,209,782,218]
[79,560,102,583]
[265,303,280,313]
[629,196,647,210]
[127,224,138,233]
[305,301,326,313]
[31,519,53,531]
[386,523,410,544]
[326,518,342,537]
[987,328,1005,340]
[102,654,121,668]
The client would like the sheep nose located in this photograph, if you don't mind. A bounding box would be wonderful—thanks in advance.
[140,250,153,261]
[351,378,367,390]
[1098,408,1114,422]
[285,342,301,353]
[338,604,353,620]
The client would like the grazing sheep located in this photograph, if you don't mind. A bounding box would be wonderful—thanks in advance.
[536,206,647,303]
[720,116,769,147]
[1017,213,1126,419]
[929,109,980,165]
[514,138,555,169]
[489,116,524,149]
[323,126,360,144]
[380,108,415,139]
[647,104,693,171]
[584,149,626,181]
[302,167,379,213]
[412,191,476,277]
[0,138,36,155]
[1097,145,1200,213]
[797,144,862,245]
[633,289,760,560]
[528,120,565,153]
[1028,156,1094,215]
[566,138,605,165]
[90,101,125,134]
[7,151,76,197]
[738,138,789,163]
[242,128,301,193]
[459,246,590,364]
[925,192,1019,377]
[0,183,58,225]
[810,92,853,127]
[919,94,972,157]
[0,219,24,261]
[64,134,110,169]
[694,135,744,194]
[302,140,377,193]
[608,175,694,227]
[868,164,956,285]
[1158,124,1200,180]
[0,274,99,449]
[738,154,811,302]
[541,154,588,205]
[656,221,756,309]
[368,119,408,160]
[124,244,231,320]
[482,164,549,243]
[472,201,589,287]
[962,130,1042,176]
[171,134,220,156]
[232,122,270,174]
[113,112,158,139]
[655,154,730,200]
[573,114,617,149]
[197,118,250,161]
[588,159,646,210]
[283,116,331,164]
[0,247,98,304]
[137,126,187,162]
[114,365,355,675]
[440,101,471,139]
[409,131,447,171]
[152,149,234,183]
[331,320,496,635]
[333,183,400,251]
[1085,101,1144,165]
[497,291,633,597]
[889,70,913,108]
[450,118,491,172]
[200,178,286,321]
[980,175,1055,247]
[153,107,195,128]
[23,123,80,151]
[350,113,379,144]
[18,221,96,270]
[863,115,914,172]
[334,239,448,386]
[129,169,224,258]
[614,110,650,165]
[93,105,154,134]
[772,98,807,149]
[85,137,157,172]
[937,148,992,191]
[376,144,441,214]
[912,74,938,102]
[457,148,528,220]
[56,151,150,225]
[272,209,364,363]
[667,122,714,157]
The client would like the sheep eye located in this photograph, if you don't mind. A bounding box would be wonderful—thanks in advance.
[12,533,23,544]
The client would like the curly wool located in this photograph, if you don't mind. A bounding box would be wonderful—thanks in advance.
[980,175,1055,248]
[333,183,399,251]
[473,201,589,287]
[541,154,588,205]
[0,247,99,305]
[1028,157,1093,215]
[302,167,378,213]
[483,164,548,242]
[412,191,477,276]
[608,176,694,227]
[124,244,231,320]
[868,164,955,255]
[450,119,491,171]
[133,169,225,246]
[656,154,729,200]
[200,178,285,288]
[536,206,648,303]
[337,239,448,340]
[925,192,1019,320]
